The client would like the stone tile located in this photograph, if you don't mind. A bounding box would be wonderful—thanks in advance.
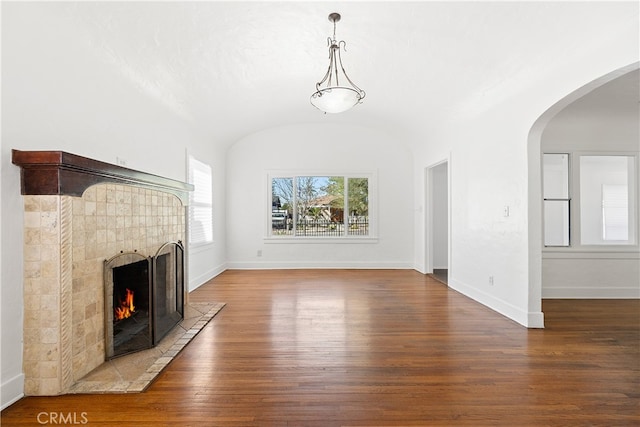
[162,349,179,358]
[83,186,97,202]
[146,364,164,373]
[72,198,84,215]
[24,228,41,245]
[155,356,173,366]
[24,196,41,212]
[24,212,41,228]
[39,378,61,395]
[80,362,121,382]
[107,381,131,393]
[40,228,59,245]
[84,202,96,216]
[40,328,58,344]
[24,244,41,262]
[126,381,149,393]
[96,186,107,202]
[40,196,59,212]
[41,260,59,278]
[41,211,59,229]
[41,245,60,262]
[40,361,59,378]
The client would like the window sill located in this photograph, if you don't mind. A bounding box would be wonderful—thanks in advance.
[543,247,639,259]
[264,237,378,244]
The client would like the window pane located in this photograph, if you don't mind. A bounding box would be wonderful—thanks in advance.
[544,200,569,246]
[188,157,213,245]
[296,176,344,237]
[272,178,293,236]
[602,184,628,241]
[348,177,369,236]
[580,156,634,245]
[543,154,569,199]
[192,168,212,204]
[191,206,213,243]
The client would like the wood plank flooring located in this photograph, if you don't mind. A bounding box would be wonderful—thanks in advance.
[2,269,639,426]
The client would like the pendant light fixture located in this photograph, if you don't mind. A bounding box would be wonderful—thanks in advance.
[310,13,366,114]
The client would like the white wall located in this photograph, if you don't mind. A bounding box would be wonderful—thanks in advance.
[186,145,228,292]
[1,4,226,408]
[225,123,414,269]
[431,163,448,269]
[540,71,640,298]
[413,21,638,328]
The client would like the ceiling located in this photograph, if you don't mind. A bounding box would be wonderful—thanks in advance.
[4,1,638,150]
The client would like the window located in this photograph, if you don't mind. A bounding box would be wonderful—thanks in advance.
[543,154,570,246]
[542,153,637,248]
[188,156,213,245]
[579,155,635,245]
[269,174,372,238]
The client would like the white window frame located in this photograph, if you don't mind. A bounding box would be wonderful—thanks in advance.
[575,153,637,247]
[542,151,638,252]
[265,171,378,243]
[542,153,571,247]
[187,155,213,248]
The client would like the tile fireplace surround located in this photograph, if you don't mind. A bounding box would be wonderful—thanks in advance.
[12,150,193,396]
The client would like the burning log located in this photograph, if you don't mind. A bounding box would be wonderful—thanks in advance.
[114,288,135,320]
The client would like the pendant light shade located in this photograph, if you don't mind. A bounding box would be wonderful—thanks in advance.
[310,13,365,114]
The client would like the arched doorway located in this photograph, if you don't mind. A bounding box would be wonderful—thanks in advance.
[527,62,639,324]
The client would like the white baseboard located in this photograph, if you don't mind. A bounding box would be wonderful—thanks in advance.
[188,263,227,292]
[1,373,24,410]
[448,278,544,328]
[543,287,640,299]
[225,261,414,270]
[528,311,545,328]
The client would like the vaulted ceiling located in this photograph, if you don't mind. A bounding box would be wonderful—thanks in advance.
[4,1,638,150]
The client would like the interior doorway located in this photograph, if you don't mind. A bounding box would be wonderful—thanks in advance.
[426,161,449,284]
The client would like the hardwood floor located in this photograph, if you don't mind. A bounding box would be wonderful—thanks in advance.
[2,269,639,426]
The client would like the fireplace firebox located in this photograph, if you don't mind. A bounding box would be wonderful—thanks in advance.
[104,241,184,359]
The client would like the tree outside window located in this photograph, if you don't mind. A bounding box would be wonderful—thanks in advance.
[270,175,370,237]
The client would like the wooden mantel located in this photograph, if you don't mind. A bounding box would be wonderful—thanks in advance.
[12,150,193,204]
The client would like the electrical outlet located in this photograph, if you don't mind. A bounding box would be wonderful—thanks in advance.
[257,250,262,257]
[116,157,127,167]
[489,276,494,286]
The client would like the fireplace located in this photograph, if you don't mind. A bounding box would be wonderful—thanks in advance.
[12,150,193,395]
[104,242,184,359]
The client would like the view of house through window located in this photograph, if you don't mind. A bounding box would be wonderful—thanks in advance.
[271,175,369,237]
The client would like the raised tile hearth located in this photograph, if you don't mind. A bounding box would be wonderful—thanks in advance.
[69,302,224,394]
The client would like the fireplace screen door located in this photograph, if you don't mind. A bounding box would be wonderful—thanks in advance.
[104,253,153,359]
[104,241,185,360]
[152,241,185,345]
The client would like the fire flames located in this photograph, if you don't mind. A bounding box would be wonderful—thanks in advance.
[114,288,135,320]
